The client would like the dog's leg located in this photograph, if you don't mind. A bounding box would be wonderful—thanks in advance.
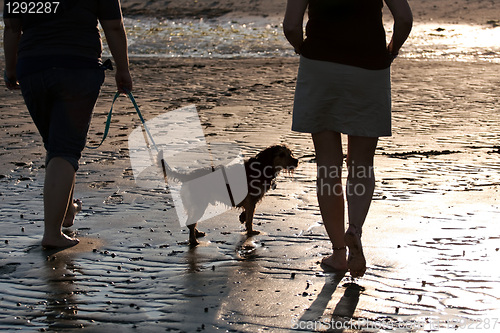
[187,223,204,247]
[244,204,260,236]
[195,228,206,238]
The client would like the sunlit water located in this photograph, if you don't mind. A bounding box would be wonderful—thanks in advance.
[404,22,500,62]
[120,17,291,58]
[117,17,500,62]
[1,17,499,62]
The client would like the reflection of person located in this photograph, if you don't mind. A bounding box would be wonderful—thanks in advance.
[284,0,412,277]
[3,0,132,248]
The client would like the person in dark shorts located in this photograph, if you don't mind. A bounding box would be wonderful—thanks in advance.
[284,0,412,277]
[3,0,133,248]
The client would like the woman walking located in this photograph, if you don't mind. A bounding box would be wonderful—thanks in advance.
[3,0,133,249]
[284,0,412,277]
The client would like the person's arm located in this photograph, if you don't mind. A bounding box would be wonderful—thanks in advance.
[3,18,22,89]
[384,0,413,58]
[283,0,309,54]
[100,19,132,93]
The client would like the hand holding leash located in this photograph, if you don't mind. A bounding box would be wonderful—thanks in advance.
[116,69,133,94]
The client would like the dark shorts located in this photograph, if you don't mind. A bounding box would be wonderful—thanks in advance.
[19,68,105,171]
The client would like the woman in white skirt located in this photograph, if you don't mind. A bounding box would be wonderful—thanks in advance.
[284,0,412,277]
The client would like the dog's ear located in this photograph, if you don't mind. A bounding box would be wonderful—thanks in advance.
[256,146,277,162]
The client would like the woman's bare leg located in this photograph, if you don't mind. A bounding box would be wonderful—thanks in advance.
[345,135,378,277]
[41,157,79,248]
[312,131,347,270]
[62,182,82,228]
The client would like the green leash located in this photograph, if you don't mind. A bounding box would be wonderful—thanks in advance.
[90,92,237,206]
[87,90,159,151]
[87,90,169,181]
[86,91,119,149]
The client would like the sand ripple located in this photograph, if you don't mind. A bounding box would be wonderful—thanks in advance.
[1,58,499,331]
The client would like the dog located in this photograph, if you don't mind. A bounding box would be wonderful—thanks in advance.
[160,145,298,246]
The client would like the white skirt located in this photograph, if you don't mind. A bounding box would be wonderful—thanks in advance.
[292,56,392,137]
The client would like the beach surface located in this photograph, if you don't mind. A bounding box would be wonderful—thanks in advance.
[1,0,500,332]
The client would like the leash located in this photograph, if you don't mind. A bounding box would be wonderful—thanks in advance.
[88,91,237,206]
[87,90,159,152]
[86,91,118,150]
[87,90,169,180]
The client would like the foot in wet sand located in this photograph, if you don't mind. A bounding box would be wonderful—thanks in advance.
[63,199,82,228]
[345,230,366,278]
[42,233,79,249]
[321,247,348,272]
[246,229,261,236]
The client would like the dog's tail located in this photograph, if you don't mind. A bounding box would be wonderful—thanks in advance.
[156,150,216,183]
[156,150,184,183]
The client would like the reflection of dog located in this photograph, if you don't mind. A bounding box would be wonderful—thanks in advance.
[162,145,298,246]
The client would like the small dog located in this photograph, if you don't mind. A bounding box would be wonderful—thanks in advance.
[161,145,298,246]
[235,145,298,238]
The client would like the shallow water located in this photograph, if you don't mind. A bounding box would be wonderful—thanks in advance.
[1,17,499,62]
[120,17,292,58]
[404,22,500,62]
[117,17,500,62]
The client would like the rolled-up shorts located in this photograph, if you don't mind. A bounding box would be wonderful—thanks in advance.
[292,56,392,137]
[19,68,105,171]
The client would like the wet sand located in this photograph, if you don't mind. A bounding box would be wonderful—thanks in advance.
[1,56,499,331]
[1,0,500,331]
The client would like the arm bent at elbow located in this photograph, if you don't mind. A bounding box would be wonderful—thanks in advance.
[385,0,413,56]
[283,0,309,53]
[100,19,133,93]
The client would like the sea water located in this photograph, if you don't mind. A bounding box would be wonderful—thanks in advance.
[118,17,500,62]
[0,16,499,62]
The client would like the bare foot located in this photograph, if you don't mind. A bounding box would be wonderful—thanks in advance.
[345,230,366,278]
[42,233,79,249]
[321,248,348,271]
[63,199,82,228]
[246,229,261,236]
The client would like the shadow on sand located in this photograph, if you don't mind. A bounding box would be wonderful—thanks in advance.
[298,271,364,332]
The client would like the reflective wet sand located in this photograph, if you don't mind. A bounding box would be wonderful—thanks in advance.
[1,57,499,331]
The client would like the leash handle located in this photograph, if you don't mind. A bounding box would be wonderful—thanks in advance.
[87,90,158,151]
